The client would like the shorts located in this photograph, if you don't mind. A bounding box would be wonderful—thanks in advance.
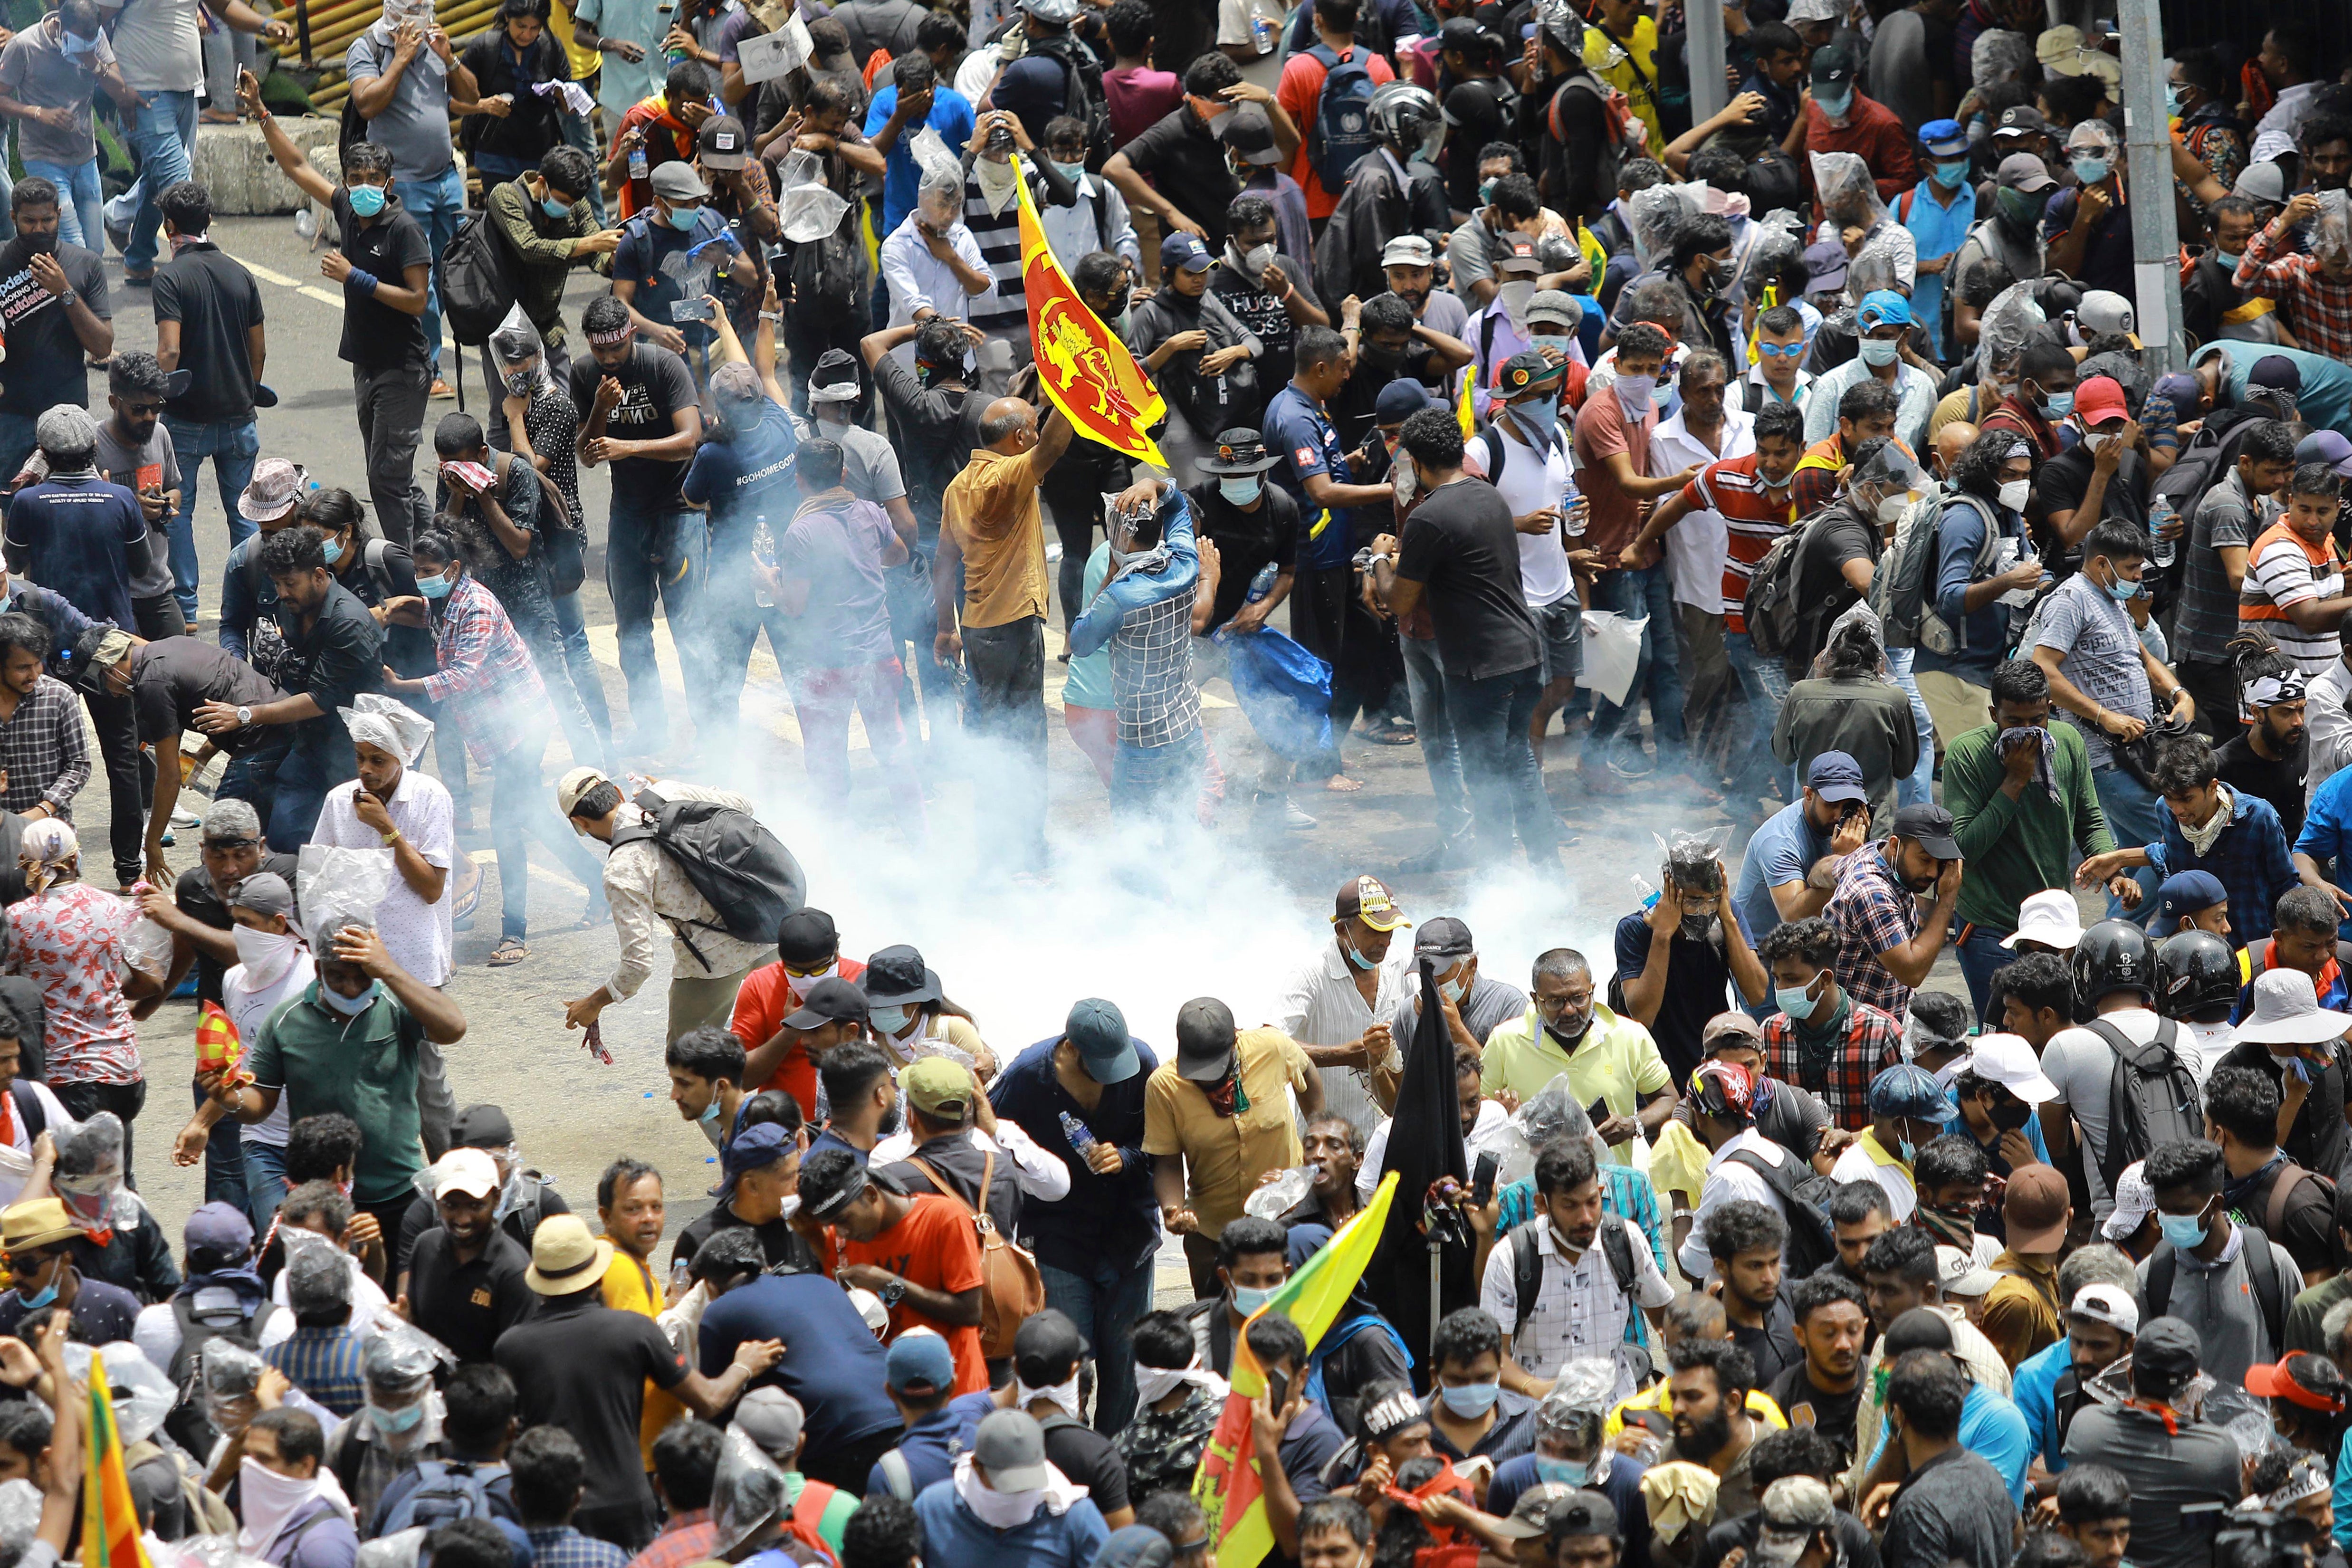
[1533,596,1583,684]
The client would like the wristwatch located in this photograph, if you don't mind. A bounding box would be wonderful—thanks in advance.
[759,310,782,323]
[55,290,75,308]
[234,705,253,727]
[876,1277,907,1308]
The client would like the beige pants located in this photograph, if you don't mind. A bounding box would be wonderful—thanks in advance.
[668,965,755,1045]
[1915,669,1993,754]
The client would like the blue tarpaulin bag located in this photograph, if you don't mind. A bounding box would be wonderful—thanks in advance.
[1215,624,1333,761]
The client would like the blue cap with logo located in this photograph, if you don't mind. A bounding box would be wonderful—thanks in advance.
[1161,231,1213,274]
[2158,870,2228,924]
[1920,118,1968,159]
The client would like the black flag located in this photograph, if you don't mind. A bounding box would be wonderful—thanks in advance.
[1360,956,1472,1383]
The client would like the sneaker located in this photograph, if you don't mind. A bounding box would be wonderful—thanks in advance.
[1397,835,1474,874]
[169,805,201,829]
[1282,800,1317,830]
[1606,752,1656,780]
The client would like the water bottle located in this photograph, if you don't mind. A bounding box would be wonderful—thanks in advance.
[628,145,650,184]
[2148,494,2178,568]
[1250,10,1275,52]
[1059,1110,1096,1155]
[1246,561,1279,602]
[1561,468,1585,538]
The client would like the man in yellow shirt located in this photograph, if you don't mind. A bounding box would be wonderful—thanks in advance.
[1604,1293,1788,1446]
[1482,948,1674,1163]
[1582,0,1661,155]
[596,1156,686,1472]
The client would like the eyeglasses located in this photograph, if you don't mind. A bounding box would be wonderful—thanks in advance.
[123,401,164,416]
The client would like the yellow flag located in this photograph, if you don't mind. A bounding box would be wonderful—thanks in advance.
[1011,153,1168,468]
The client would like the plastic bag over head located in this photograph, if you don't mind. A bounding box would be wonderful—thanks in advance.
[1845,248,1899,300]
[363,1321,453,1395]
[777,149,851,244]
[488,304,552,397]
[711,1426,792,1554]
[1539,1358,1617,1430]
[2316,191,2352,270]
[1655,828,1731,892]
[1626,185,1691,274]
[1809,152,1888,231]
[296,844,395,954]
[52,1111,138,1233]
[199,1337,267,1431]
[338,694,433,768]
[95,1341,178,1445]
[162,1538,278,1568]
[1970,28,2034,92]
[1976,283,2047,373]
[910,129,962,191]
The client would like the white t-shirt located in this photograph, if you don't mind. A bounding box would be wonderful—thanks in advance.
[1466,422,1574,609]
[1359,1100,1511,1205]
[2040,1006,2167,1217]
[2182,1020,2238,1088]
[1829,1134,1917,1223]
[309,770,456,987]
[1650,405,1757,614]
[222,953,315,1149]
[1678,1127,1792,1279]
[0,1078,69,1211]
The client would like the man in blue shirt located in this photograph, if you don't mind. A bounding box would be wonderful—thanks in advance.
[2,405,150,632]
[990,998,1159,1434]
[1899,120,1977,361]
[911,1409,1110,1568]
[865,53,976,249]
[682,359,800,771]
[868,1331,966,1501]
[1732,752,1872,946]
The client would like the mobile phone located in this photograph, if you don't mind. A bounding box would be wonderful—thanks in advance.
[669,297,716,324]
[1586,1097,1611,1128]
[1470,1151,1498,1209]
[1266,1367,1290,1412]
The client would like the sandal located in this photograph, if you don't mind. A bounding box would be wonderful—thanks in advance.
[487,937,528,967]
[1362,720,1417,746]
[452,861,484,921]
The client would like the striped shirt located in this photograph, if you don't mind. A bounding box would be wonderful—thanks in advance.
[262,1324,369,1417]
[962,172,1029,335]
[2241,519,2346,675]
[1683,453,1797,631]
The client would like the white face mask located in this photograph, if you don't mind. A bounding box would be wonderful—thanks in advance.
[1016,1372,1085,1422]
[1997,479,2030,513]
[1614,376,1654,415]
[957,1461,1047,1528]
[1134,1361,1198,1406]
[1231,240,1276,277]
[232,925,302,986]
[1497,279,1535,328]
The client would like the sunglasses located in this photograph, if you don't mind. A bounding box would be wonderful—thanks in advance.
[122,401,164,417]
[1759,342,1804,357]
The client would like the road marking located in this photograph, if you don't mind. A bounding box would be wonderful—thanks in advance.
[241,259,300,287]
[296,284,345,308]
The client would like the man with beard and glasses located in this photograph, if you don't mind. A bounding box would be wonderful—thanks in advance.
[1614,838,1770,1086]
[2219,659,2311,841]
[0,180,111,480]
[1768,1273,1869,1465]
[1482,948,1673,1164]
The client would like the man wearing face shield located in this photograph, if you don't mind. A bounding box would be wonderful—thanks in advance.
[319,1329,445,1523]
[2059,1316,2241,1568]
[2043,123,2133,305]
[1484,1368,1648,1535]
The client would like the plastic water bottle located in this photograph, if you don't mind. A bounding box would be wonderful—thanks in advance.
[1058,1111,1096,1155]
[628,145,650,184]
[1561,468,1585,538]
[1247,561,1279,602]
[2149,494,2179,568]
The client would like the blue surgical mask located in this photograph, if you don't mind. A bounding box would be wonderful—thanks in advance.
[1816,90,1853,120]
[2158,1204,2209,1250]
[663,204,700,231]
[1933,159,1970,187]
[322,980,378,1016]
[369,1401,425,1434]
[2165,86,2183,119]
[418,572,454,601]
[14,1267,57,1310]
[1776,982,1820,1021]
[697,1098,725,1125]
[1895,1137,1916,1163]
[1219,477,1263,507]
[1439,1381,1501,1418]
[347,183,388,218]
[869,1004,912,1036]
[1535,1457,1592,1487]
[1511,395,1559,433]
[58,30,97,56]
[322,536,344,565]
[1231,1283,1278,1314]
[1053,160,1087,184]
[1858,337,1901,367]
[1440,975,1468,1005]
[1534,334,1572,355]
[2039,389,2075,421]
[2073,156,2111,186]
[2098,566,2141,602]
[541,196,574,220]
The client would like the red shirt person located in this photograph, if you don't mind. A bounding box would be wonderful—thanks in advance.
[730,907,870,1113]
[797,1147,990,1395]
[1798,44,1919,206]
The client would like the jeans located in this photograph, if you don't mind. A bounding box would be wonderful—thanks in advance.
[607,500,706,746]
[201,23,257,117]
[793,658,924,824]
[82,688,145,886]
[962,615,1047,870]
[1398,632,1470,844]
[1953,918,2016,1023]
[488,718,607,939]
[1110,728,1205,823]
[2092,760,2167,919]
[267,725,354,851]
[1882,647,1938,808]
[242,1134,289,1226]
[116,90,196,272]
[557,110,608,227]
[0,413,38,487]
[1723,630,1792,805]
[1587,564,1685,767]
[1039,1254,1158,1434]
[703,559,797,773]
[549,588,615,745]
[23,159,103,250]
[162,416,259,620]
[354,362,431,547]
[192,1078,249,1224]
[1444,663,1558,863]
[389,164,465,374]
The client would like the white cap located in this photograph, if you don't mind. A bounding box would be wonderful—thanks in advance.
[429,1147,500,1201]
[1936,1244,2000,1298]
[1966,1031,2059,1103]
[2100,1160,2154,1242]
[848,1287,889,1334]
[2235,967,2352,1048]
[2067,1282,2139,1336]
[2001,889,2084,950]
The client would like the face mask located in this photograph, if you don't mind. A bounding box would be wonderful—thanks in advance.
[2097,564,2140,602]
[1511,395,1559,434]
[503,368,538,396]
[1997,188,2041,226]
[1858,337,1901,367]
[1816,90,1852,120]
[321,536,344,565]
[1988,1096,2034,1132]
[14,1268,57,1310]
[541,196,574,220]
[1933,159,1970,187]
[1219,477,1263,506]
[1231,1283,1278,1314]
[59,31,97,56]
[1998,479,2030,512]
[369,1400,426,1435]
[1878,493,1912,524]
[1439,975,1468,1005]
[1134,1362,1197,1406]
[232,925,300,983]
[418,572,455,601]
[1614,376,1654,415]
[2215,249,2243,269]
[662,204,700,231]
[1776,982,1820,1021]
[2038,389,2074,421]
[1894,1137,1917,1163]
[2082,430,2113,455]
[1439,1380,1501,1418]
[697,1097,725,1124]
[1497,279,1536,324]
[2166,86,2184,118]
[1053,160,1087,184]
[1479,178,1499,206]
[1708,258,1740,292]
[2072,156,2110,185]
[869,1004,912,1037]
[323,980,378,1016]
[2158,1203,2209,1251]
[1236,241,1276,277]
[347,183,388,218]
[1534,334,1572,355]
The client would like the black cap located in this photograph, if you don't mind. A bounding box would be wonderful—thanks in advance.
[1884,1306,1956,1357]
[1175,997,1238,1082]
[775,908,840,966]
[2134,1316,2201,1390]
[1013,1308,1091,1382]
[1810,43,1855,88]
[782,976,869,1031]
[862,945,943,1007]
[452,1105,515,1149]
[1438,16,1498,59]
[1994,104,2048,138]
[1216,104,1283,166]
[1891,803,1961,861]
[1414,916,1476,958]
[1498,350,1566,394]
[698,115,749,170]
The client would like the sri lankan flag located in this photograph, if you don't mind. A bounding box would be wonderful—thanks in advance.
[1011,153,1168,468]
[1194,1173,1398,1568]
[84,1357,150,1568]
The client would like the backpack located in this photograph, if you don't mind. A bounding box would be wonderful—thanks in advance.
[377,1460,514,1536]
[123,1439,234,1539]
[1740,507,1831,663]
[2263,1160,2338,1245]
[2142,1222,2291,1358]
[1305,44,1381,193]
[440,208,521,348]
[2089,1018,2205,1195]
[1546,69,1640,200]
[1724,1147,1841,1276]
[1871,490,2002,655]
[1508,1219,1636,1344]
[1033,35,1112,172]
[607,788,808,963]
[162,1295,277,1455]
[909,1149,1044,1359]
[1472,411,1571,492]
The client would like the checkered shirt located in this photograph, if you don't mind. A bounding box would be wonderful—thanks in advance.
[0,675,88,816]
[1763,998,1907,1129]
[1822,843,1927,1018]
[625,1513,717,1568]
[261,1324,369,1417]
[2235,224,2352,359]
[528,1528,631,1568]
[419,573,549,766]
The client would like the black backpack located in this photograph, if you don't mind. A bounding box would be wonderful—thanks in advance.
[2089,1018,2205,1195]
[1031,33,1112,171]
[2142,1221,2292,1357]
[1508,1217,1637,1344]
[607,788,809,963]
[441,207,521,348]
[162,1301,277,1455]
[1725,1147,1841,1277]
[1740,507,1830,664]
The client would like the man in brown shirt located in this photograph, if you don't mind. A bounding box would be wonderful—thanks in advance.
[934,392,1075,872]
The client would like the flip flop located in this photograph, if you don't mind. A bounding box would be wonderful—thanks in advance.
[487,937,528,967]
[1362,721,1417,746]
[452,861,484,922]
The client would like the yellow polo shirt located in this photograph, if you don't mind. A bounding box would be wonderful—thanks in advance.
[1480,1003,1673,1163]
[1142,1027,1314,1238]
[601,1249,688,1468]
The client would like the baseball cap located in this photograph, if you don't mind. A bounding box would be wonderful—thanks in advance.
[1996,152,2057,193]
[1752,1477,1834,1567]
[1868,1062,1948,1121]
[1492,1484,1575,1540]
[1376,379,1433,423]
[2076,289,2138,343]
[1217,104,1282,165]
[1884,1306,1955,1356]
[1919,118,1968,160]
[1161,231,1214,273]
[2297,430,2352,478]
[902,1057,975,1122]
[730,1387,805,1458]
[1702,1012,1764,1052]
[1856,290,1912,330]
[886,1329,957,1395]
[1491,237,1541,275]
[1938,1245,2000,1297]
[2067,1282,2139,1336]
[1382,235,1436,268]
[1810,43,1855,89]
[1095,1528,1176,1568]
[229,872,296,919]
[1545,1491,1618,1541]
[1807,751,1867,804]
[1414,916,1476,958]
[2100,1159,2154,1242]
[1527,290,1580,329]
[698,116,749,170]
[781,976,869,1032]
[1064,998,1139,1083]
[1013,1309,1090,1384]
[2133,1316,2201,1387]
[2074,375,2129,425]
[1802,237,1848,293]
[1994,104,2048,140]
[1891,803,1961,860]
[712,1122,795,1199]
[556,765,611,817]
[1336,875,1409,932]
[650,161,709,202]
[1968,1033,2059,1105]
[451,1105,516,1150]
[2002,1163,2070,1251]
[2252,354,2304,394]
[973,1409,1051,1491]
[2001,888,2083,950]
[184,1202,254,1265]
[1500,349,1567,393]
[429,1147,500,1201]
[2237,160,2289,205]
[1175,997,1239,1082]
[2158,870,2228,924]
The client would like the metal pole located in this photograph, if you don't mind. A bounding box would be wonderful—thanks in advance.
[1688,0,1727,128]
[1429,1240,1442,1361]
[2117,0,2182,375]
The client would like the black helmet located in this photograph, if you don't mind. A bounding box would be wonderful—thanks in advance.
[2155,929,2239,1021]
[2070,919,2156,1012]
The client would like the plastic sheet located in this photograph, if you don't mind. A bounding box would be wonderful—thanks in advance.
[53,1112,141,1234]
[1578,611,1648,706]
[294,844,394,953]
[1243,1166,1313,1220]
[1810,152,1888,234]
[1214,625,1335,762]
[198,1338,266,1435]
[1625,185,1691,275]
[1976,281,2047,372]
[777,150,851,244]
[487,304,552,398]
[710,1426,791,1554]
[93,1342,176,1445]
[1970,28,2034,92]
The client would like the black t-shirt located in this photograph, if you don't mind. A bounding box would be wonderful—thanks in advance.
[153,243,264,425]
[1187,480,1300,632]
[1441,79,1513,211]
[1331,344,1442,451]
[331,189,432,370]
[2219,1038,2348,1190]
[404,1227,536,1365]
[2218,729,2309,844]
[2035,444,2147,556]
[1611,910,1736,1088]
[870,354,982,533]
[496,1293,688,1511]
[395,1182,572,1280]
[1210,256,1317,404]
[2230,1160,2340,1278]
[568,344,698,512]
[1767,1360,1864,1466]
[133,638,281,750]
[1394,477,1541,680]
[1041,1416,1132,1516]
[0,238,108,416]
[1795,503,1882,662]
[1119,106,1243,243]
[172,852,302,1006]
[274,579,386,744]
[669,1198,821,1274]
[1728,1294,1799,1388]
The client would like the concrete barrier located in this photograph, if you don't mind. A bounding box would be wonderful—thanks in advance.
[188,117,343,215]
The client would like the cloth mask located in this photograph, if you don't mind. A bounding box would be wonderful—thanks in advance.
[1511,395,1559,435]
[232,926,302,988]
[956,1462,1046,1530]
[1133,1362,1196,1407]
[1497,279,1536,326]
[1614,377,1654,415]
[347,184,388,218]
[1016,1372,1084,1422]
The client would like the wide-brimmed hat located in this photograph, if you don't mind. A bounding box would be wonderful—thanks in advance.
[862,944,943,1007]
[238,459,306,523]
[524,1213,614,1295]
[1199,430,1281,476]
[2237,968,2352,1048]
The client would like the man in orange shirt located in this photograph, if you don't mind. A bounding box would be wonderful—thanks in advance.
[731,908,871,1112]
[1274,0,1395,220]
[796,1146,989,1394]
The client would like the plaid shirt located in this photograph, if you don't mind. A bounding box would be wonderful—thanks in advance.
[529,1528,630,1568]
[2236,222,2352,359]
[2142,785,2301,944]
[1762,997,1906,1129]
[0,675,88,816]
[262,1324,370,1417]
[1497,1162,1670,1348]
[420,574,547,766]
[1822,843,1928,1018]
[624,1512,717,1568]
